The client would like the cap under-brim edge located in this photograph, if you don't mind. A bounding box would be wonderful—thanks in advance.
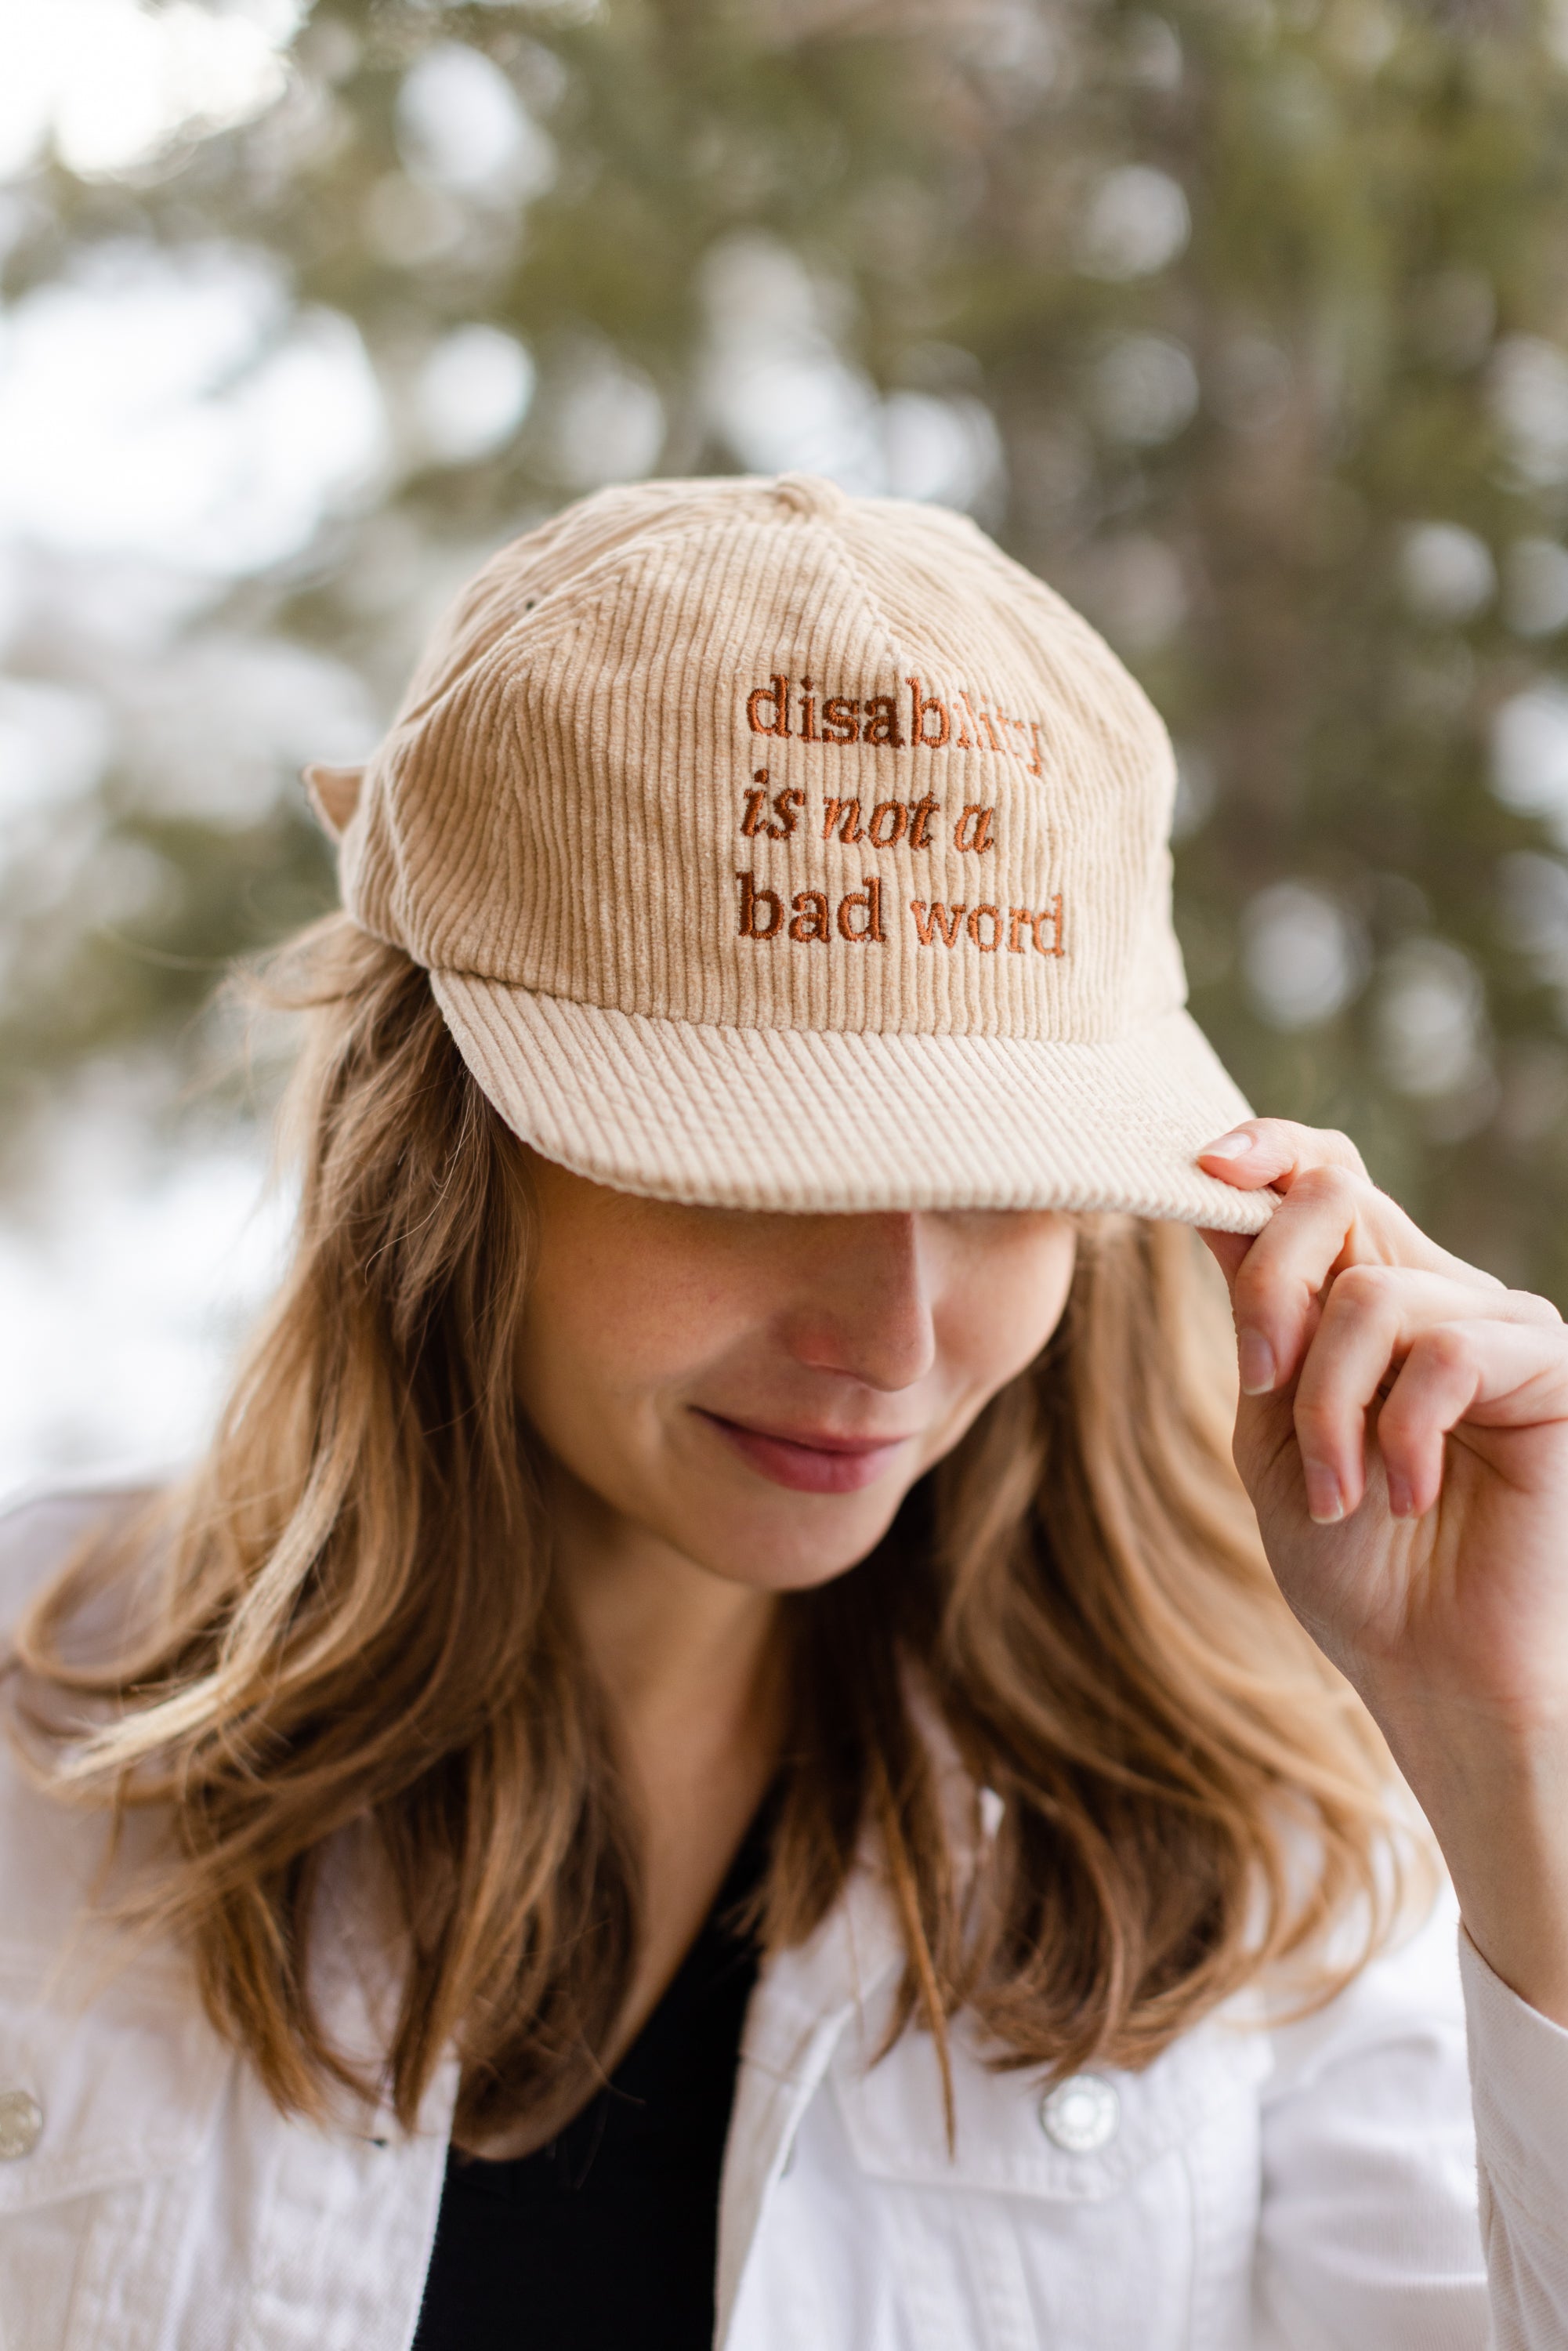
[429,975,1275,1234]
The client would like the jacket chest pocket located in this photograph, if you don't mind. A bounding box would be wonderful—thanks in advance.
[822,2011,1272,2351]
[0,1948,232,2351]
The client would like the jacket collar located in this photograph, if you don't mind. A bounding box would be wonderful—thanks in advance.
[715,1849,904,2348]
[715,1701,998,2347]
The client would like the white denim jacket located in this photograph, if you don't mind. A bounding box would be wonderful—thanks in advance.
[2,1486,1566,2351]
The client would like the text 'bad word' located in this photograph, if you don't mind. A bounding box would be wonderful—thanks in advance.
[737,873,1065,955]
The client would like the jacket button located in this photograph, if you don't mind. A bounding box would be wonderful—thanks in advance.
[0,2092,42,2160]
[1039,2073,1118,2154]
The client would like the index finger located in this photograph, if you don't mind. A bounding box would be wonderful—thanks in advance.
[1197,1117,1367,1195]
[1196,1118,1501,1390]
[1196,1118,1364,1288]
[1198,1118,1483,1282]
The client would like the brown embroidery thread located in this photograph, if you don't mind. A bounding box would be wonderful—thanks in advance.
[741,781,804,839]
[737,871,784,940]
[790,889,830,942]
[746,676,790,737]
[909,795,940,849]
[961,689,1001,753]
[1036,893,1066,955]
[907,675,951,749]
[967,904,1001,952]
[1007,896,1065,955]
[867,799,909,849]
[744,672,1045,770]
[954,803,995,853]
[910,900,966,947]
[823,796,865,844]
[837,877,885,943]
[862,695,904,748]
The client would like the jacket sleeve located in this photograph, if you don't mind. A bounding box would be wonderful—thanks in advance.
[1253,1886,1568,2350]
[1460,1924,1568,2346]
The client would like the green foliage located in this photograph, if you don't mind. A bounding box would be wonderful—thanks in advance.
[9,0,1568,1288]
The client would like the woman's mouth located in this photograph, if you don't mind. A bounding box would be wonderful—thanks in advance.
[693,1410,914,1494]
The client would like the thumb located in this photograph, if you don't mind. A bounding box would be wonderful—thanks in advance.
[1199,1226,1255,1291]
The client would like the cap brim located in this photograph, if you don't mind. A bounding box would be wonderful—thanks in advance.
[429,974,1274,1234]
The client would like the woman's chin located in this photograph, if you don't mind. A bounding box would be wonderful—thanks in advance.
[679,1489,906,1595]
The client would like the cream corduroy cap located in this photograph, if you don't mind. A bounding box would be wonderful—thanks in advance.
[306,473,1269,1233]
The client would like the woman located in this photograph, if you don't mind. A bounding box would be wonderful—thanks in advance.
[2,472,1565,2351]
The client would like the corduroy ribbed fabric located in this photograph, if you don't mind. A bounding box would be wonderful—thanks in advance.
[307,473,1271,1231]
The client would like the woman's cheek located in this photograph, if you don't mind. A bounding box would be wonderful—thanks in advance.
[943,1226,1076,1395]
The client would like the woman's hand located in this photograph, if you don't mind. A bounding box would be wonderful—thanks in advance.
[1198,1119,1568,2025]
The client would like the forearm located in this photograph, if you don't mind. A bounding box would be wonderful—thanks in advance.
[1373,1696,1568,2030]
[1197,1116,1568,2030]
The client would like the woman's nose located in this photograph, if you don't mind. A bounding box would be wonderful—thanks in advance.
[780,1213,938,1392]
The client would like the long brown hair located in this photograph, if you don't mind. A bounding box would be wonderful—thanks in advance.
[9,916,1403,2143]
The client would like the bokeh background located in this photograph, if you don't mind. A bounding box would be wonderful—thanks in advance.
[6,0,1568,1494]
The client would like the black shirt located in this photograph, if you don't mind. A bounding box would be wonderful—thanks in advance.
[411,1813,770,2351]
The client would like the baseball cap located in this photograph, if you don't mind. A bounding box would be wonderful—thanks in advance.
[305,473,1269,1233]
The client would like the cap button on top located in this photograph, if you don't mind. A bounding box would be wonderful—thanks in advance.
[0,2090,42,2160]
[770,472,847,520]
[1039,2072,1118,2154]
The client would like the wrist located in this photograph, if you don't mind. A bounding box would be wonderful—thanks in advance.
[1374,1705,1568,2030]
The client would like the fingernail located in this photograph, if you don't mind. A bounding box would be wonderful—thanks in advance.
[1303,1463,1344,1524]
[1202,1129,1255,1161]
[1386,1471,1414,1519]
[1237,1329,1276,1395]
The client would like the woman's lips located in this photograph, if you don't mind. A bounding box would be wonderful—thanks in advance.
[694,1410,914,1494]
